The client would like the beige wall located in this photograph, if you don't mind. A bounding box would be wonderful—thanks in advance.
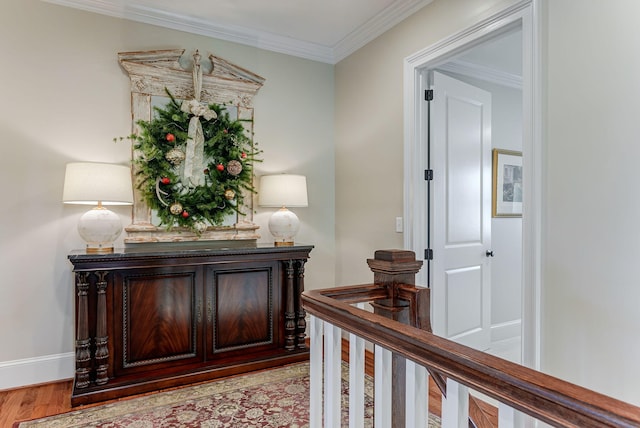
[543,0,640,405]
[0,0,334,383]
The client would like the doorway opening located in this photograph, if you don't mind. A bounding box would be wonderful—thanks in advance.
[403,1,541,369]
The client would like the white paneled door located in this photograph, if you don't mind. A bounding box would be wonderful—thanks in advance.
[430,71,492,351]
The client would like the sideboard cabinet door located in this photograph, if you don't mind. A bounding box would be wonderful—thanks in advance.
[205,261,281,362]
[111,266,204,377]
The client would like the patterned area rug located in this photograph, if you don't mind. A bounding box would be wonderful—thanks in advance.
[16,362,440,427]
[16,363,345,427]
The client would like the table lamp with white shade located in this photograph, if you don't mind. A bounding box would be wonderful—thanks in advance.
[63,162,134,253]
[258,174,308,246]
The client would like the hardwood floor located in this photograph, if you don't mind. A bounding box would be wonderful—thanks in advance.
[0,380,73,427]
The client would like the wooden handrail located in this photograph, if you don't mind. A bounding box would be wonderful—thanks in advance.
[302,287,640,428]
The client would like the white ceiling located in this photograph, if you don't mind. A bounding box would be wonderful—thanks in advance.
[42,0,433,64]
[438,28,523,89]
[457,29,522,77]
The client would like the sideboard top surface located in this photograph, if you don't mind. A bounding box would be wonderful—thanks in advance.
[68,242,314,267]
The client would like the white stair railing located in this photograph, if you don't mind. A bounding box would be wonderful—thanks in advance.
[310,313,532,428]
[406,359,429,428]
[304,288,640,428]
[309,315,323,428]
[374,344,393,427]
[349,302,366,428]
[441,377,468,428]
[304,250,640,427]
[310,314,433,428]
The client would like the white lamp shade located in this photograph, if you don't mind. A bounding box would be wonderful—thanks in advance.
[63,162,134,205]
[258,174,308,208]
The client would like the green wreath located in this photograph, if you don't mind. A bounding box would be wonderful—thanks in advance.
[126,90,261,233]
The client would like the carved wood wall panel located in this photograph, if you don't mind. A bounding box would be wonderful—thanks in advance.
[118,49,265,243]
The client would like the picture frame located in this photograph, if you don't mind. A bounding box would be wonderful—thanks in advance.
[492,149,522,218]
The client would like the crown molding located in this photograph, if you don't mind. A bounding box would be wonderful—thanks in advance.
[42,0,431,64]
[43,0,334,62]
[333,0,433,63]
[437,59,523,89]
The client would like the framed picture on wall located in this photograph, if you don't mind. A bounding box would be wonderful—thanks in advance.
[492,149,522,217]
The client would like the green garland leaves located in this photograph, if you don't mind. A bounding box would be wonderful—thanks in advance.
[127,90,261,233]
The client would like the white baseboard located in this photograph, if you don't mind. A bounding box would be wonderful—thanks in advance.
[491,319,522,343]
[0,352,75,390]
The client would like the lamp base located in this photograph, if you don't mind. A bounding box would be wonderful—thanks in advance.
[86,245,116,254]
[268,207,300,246]
[77,206,123,254]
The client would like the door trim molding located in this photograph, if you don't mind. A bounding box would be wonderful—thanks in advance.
[402,0,542,370]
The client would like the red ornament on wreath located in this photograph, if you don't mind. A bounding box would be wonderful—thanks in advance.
[160,177,171,185]
[182,210,189,218]
[216,164,225,172]
[166,133,175,142]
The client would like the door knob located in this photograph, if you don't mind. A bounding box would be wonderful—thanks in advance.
[486,250,494,257]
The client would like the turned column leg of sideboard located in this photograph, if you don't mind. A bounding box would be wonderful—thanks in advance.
[94,271,109,385]
[74,272,91,389]
[283,259,296,351]
[295,259,307,349]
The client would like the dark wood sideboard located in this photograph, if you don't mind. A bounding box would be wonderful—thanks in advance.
[67,243,313,406]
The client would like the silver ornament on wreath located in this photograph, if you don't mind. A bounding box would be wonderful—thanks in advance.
[226,160,243,176]
[170,202,183,215]
[194,221,208,233]
[166,147,186,166]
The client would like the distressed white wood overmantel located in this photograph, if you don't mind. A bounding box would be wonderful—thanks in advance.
[118,48,265,243]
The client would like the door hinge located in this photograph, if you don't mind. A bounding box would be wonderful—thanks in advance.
[425,89,434,101]
[424,169,433,181]
[424,249,433,260]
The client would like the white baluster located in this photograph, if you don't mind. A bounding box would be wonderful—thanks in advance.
[406,359,429,428]
[349,302,366,428]
[374,345,392,428]
[498,402,516,428]
[442,378,469,428]
[309,315,323,428]
[324,322,342,427]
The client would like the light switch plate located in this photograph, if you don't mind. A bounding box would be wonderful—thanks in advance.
[395,217,403,233]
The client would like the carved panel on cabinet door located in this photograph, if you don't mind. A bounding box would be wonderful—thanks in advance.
[114,269,203,375]
[211,267,275,354]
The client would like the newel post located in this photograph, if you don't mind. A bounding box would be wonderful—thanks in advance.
[367,249,430,331]
[368,249,430,428]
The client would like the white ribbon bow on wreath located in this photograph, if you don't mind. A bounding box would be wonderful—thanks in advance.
[181,51,217,188]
